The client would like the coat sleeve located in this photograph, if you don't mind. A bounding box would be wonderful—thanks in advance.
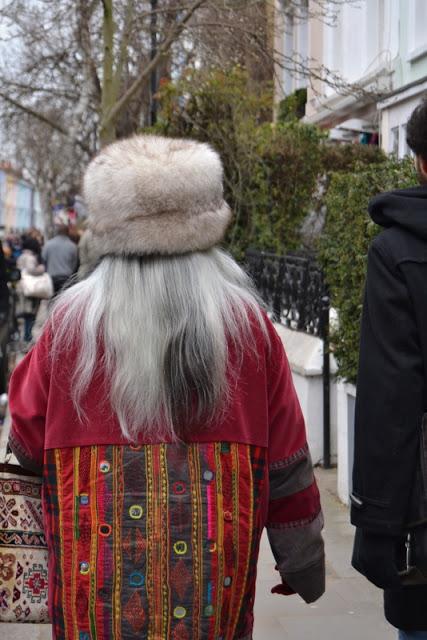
[8,329,51,474]
[351,242,425,535]
[266,323,325,603]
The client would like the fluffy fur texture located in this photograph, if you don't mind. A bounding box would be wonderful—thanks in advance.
[50,250,268,441]
[83,135,232,257]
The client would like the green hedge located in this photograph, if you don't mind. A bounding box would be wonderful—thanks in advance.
[318,158,417,383]
[277,88,307,122]
[153,67,419,384]
[154,67,385,260]
[155,68,325,259]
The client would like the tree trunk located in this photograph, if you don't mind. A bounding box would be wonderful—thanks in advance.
[38,184,55,239]
[100,0,117,146]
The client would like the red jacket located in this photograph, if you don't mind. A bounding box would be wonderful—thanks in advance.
[9,315,324,639]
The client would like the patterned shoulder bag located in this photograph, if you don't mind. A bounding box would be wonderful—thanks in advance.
[0,449,49,623]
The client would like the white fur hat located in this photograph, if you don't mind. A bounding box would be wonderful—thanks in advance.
[83,135,232,257]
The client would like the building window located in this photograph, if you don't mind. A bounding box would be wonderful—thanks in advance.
[281,0,309,95]
[391,126,399,157]
[323,1,343,93]
[414,0,427,51]
[283,10,295,95]
[408,0,427,60]
[400,124,407,158]
[295,0,309,90]
[399,124,414,158]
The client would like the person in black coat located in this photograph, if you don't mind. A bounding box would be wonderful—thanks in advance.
[351,98,427,639]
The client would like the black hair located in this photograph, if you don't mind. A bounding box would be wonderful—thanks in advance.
[406,96,427,160]
[21,235,40,255]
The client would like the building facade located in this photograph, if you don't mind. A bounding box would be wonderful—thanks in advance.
[378,0,427,157]
[0,164,42,231]
[274,0,427,155]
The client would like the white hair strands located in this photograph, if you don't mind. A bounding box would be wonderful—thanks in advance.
[50,249,268,442]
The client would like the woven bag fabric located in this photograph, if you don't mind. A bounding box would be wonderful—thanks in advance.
[0,462,49,623]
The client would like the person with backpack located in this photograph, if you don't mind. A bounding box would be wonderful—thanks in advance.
[351,98,427,639]
[8,135,325,639]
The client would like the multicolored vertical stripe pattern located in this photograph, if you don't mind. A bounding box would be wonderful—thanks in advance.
[43,443,267,640]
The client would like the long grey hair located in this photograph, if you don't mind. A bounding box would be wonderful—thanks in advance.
[50,248,268,441]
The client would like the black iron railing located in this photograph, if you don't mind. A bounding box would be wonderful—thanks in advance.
[246,249,331,468]
[246,249,328,338]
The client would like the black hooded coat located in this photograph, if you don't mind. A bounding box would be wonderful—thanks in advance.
[351,185,427,630]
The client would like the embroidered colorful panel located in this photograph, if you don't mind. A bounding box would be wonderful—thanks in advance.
[0,468,49,623]
[43,443,267,640]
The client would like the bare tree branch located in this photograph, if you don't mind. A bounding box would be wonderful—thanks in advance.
[0,0,371,155]
[101,0,208,134]
[0,91,66,135]
[115,0,135,91]
[0,91,92,154]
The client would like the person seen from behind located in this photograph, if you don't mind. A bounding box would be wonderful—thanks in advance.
[16,235,45,346]
[351,97,427,640]
[27,227,44,258]
[8,135,325,639]
[42,212,78,295]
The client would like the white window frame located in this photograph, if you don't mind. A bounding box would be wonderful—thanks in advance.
[390,126,399,157]
[407,0,427,63]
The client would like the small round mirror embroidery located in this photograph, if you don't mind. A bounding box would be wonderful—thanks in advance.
[203,470,214,482]
[204,605,214,617]
[207,541,217,553]
[129,572,145,587]
[223,510,232,522]
[129,505,143,520]
[173,541,187,555]
[98,524,112,537]
[172,482,186,495]
[173,606,186,619]
[99,461,110,474]
[79,494,89,506]
[79,561,90,575]
[223,576,232,587]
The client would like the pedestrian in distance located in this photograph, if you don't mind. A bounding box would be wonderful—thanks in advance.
[16,235,45,346]
[27,227,44,259]
[351,97,427,639]
[42,211,78,295]
[28,226,44,243]
[8,135,325,639]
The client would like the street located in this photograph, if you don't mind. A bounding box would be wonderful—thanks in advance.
[254,469,395,640]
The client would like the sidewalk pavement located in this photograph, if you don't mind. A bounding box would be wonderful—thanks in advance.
[0,436,395,640]
[253,468,395,640]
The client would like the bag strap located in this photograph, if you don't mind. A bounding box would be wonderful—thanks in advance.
[5,442,12,463]
[0,441,13,465]
[0,396,13,465]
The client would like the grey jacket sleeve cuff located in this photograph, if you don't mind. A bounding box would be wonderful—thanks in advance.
[283,556,326,603]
